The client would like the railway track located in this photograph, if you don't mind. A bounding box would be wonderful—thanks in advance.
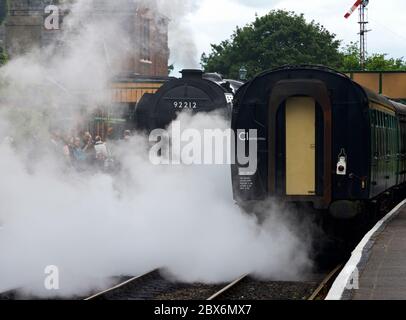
[205,265,343,301]
[84,269,225,300]
[0,265,343,301]
[307,265,343,300]
[84,265,343,301]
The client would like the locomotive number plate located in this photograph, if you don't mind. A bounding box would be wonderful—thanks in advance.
[173,101,198,110]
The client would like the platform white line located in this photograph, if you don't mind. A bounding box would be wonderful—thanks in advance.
[325,199,406,300]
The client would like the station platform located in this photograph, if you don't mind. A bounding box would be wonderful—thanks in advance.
[326,200,406,300]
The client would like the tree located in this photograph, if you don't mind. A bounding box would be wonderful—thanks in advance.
[201,10,343,79]
[340,43,361,71]
[0,47,7,66]
[0,0,8,25]
[366,54,406,71]
[340,42,406,71]
[0,0,8,66]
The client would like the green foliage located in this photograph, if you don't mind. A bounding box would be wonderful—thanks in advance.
[0,0,8,25]
[0,46,7,66]
[340,43,361,71]
[0,0,8,66]
[366,54,406,71]
[340,42,406,71]
[201,10,406,77]
[201,10,342,79]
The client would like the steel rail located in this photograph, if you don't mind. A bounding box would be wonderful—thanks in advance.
[308,265,343,300]
[84,269,158,300]
[206,274,249,301]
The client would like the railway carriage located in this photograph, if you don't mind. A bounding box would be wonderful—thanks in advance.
[231,65,406,219]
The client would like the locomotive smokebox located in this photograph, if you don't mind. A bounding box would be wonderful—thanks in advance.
[134,69,240,133]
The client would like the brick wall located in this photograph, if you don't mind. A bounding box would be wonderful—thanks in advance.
[4,0,169,76]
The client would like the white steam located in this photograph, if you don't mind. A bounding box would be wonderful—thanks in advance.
[140,0,202,69]
[0,0,314,298]
[0,114,313,297]
[158,0,202,69]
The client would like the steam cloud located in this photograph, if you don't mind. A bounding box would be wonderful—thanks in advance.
[0,0,314,298]
[144,0,202,69]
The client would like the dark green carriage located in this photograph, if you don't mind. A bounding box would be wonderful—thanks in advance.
[231,65,406,219]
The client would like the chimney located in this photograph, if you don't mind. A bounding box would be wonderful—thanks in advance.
[181,69,203,80]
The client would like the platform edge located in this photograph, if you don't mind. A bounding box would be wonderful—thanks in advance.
[325,199,406,300]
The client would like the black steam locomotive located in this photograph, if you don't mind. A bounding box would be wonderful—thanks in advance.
[231,65,406,220]
[135,69,243,132]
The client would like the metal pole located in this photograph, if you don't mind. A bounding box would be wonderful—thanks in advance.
[359,5,365,69]
[359,3,369,70]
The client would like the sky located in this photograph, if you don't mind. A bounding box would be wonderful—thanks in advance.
[183,0,406,69]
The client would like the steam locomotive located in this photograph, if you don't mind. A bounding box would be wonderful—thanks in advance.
[135,69,243,132]
[231,65,406,220]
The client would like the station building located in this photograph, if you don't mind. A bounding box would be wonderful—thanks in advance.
[1,0,169,77]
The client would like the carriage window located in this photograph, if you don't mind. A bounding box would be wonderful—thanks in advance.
[371,110,376,127]
[390,116,393,155]
[388,116,391,155]
[387,116,390,155]
[381,113,385,156]
[392,117,395,154]
[378,113,381,153]
[403,121,406,153]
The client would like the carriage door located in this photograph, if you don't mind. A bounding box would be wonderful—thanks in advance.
[285,97,316,196]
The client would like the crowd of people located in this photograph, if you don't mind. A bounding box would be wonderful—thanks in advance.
[49,129,132,172]
[1,127,134,173]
